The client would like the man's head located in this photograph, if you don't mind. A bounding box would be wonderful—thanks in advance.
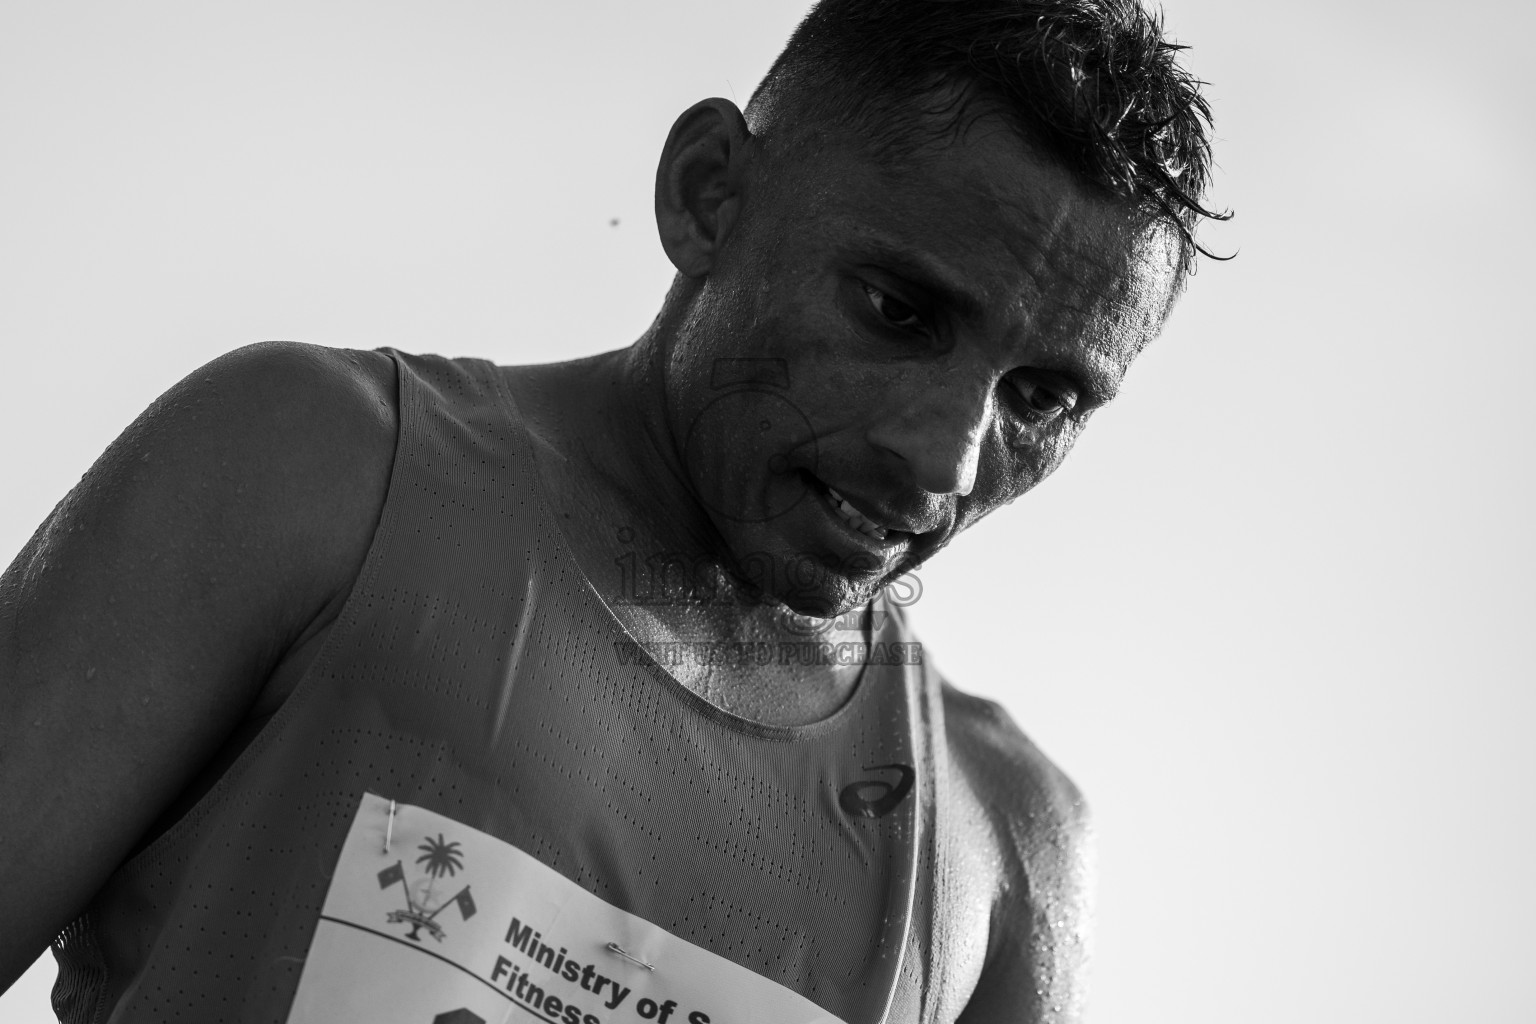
[747,0,1225,276]
[648,0,1223,617]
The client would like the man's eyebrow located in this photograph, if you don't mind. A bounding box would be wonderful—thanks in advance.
[849,238,986,322]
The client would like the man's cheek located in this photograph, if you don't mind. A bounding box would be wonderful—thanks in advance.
[978,436,1044,505]
[1043,422,1087,475]
[1012,423,1082,489]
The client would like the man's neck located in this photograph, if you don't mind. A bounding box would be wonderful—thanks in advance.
[500,341,873,727]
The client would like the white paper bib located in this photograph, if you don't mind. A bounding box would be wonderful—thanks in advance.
[286,793,849,1024]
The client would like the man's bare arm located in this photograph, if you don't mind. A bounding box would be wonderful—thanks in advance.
[0,341,397,990]
[946,689,1096,1024]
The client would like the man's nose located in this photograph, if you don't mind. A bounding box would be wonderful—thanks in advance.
[867,386,991,497]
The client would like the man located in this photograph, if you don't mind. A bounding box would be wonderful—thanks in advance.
[0,0,1223,1019]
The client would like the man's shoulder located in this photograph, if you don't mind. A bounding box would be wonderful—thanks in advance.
[933,679,1094,1016]
[99,341,404,650]
[937,679,1093,927]
[940,680,1090,839]
[163,339,399,528]
[205,340,398,427]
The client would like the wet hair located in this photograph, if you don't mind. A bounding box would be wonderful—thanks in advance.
[747,0,1230,271]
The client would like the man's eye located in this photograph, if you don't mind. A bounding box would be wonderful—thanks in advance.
[863,284,922,329]
[1009,376,1079,419]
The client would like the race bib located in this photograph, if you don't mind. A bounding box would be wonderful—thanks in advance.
[286,793,847,1024]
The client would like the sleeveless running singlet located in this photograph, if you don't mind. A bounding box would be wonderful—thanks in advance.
[50,350,951,1024]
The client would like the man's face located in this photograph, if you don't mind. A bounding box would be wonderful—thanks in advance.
[666,114,1182,617]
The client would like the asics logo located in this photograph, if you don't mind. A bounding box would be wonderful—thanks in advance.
[838,763,915,818]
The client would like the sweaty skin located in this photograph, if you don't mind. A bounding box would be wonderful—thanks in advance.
[0,98,1180,1020]
[498,100,1177,1018]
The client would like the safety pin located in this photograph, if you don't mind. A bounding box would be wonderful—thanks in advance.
[384,799,397,854]
[606,942,655,971]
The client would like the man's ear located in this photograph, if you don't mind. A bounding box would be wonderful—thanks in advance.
[655,98,751,279]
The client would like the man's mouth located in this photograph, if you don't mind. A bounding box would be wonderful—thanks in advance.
[824,485,891,542]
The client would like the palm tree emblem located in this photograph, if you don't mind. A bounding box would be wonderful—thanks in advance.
[378,833,476,942]
[416,835,464,879]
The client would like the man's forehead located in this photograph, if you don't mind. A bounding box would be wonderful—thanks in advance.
[774,123,1182,356]
[774,113,1172,258]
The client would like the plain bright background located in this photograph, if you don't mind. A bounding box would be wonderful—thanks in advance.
[2,1,1532,1021]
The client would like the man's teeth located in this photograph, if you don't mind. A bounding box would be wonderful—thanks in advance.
[825,486,888,540]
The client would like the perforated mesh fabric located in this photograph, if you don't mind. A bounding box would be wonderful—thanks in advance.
[52,350,944,1023]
